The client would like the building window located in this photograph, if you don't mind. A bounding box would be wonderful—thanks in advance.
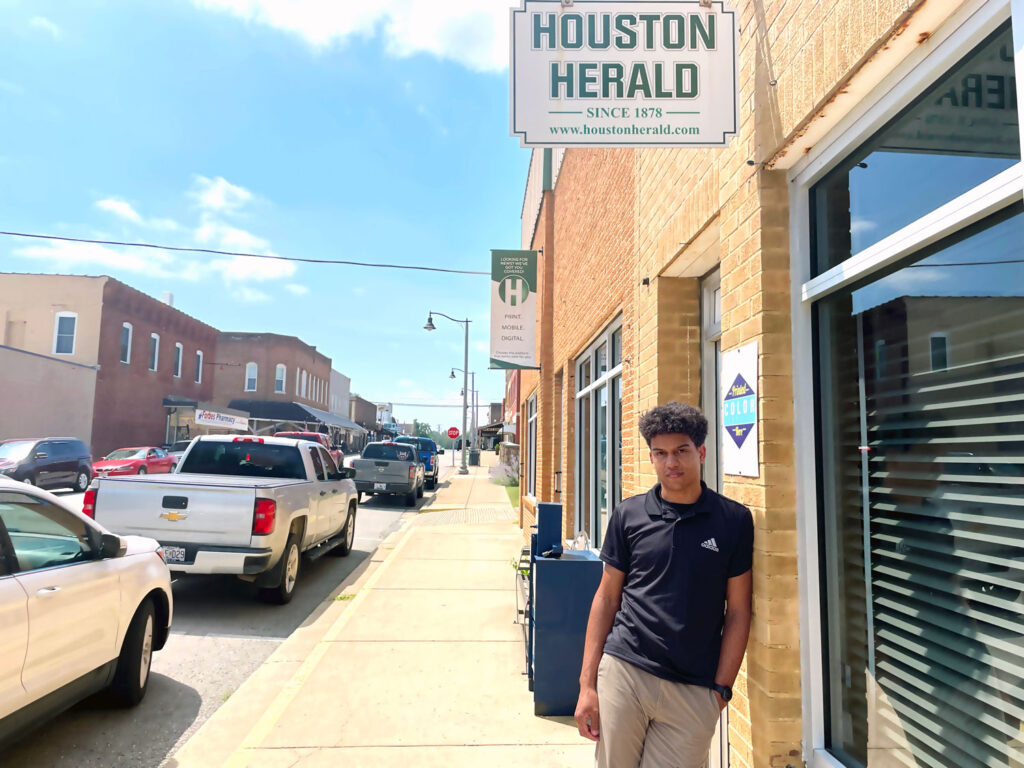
[575,317,623,548]
[275,364,286,393]
[149,333,160,371]
[526,394,538,497]
[296,368,300,395]
[52,312,77,355]
[120,322,132,364]
[173,343,183,378]
[301,370,308,399]
[804,20,1024,768]
[245,362,258,392]
[929,332,949,371]
[194,350,203,384]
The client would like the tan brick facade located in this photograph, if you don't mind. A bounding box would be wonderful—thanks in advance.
[514,2,975,766]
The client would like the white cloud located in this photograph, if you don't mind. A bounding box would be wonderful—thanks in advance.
[850,217,877,237]
[95,197,181,231]
[191,0,508,73]
[14,240,177,278]
[231,285,272,303]
[473,341,488,352]
[95,198,142,224]
[352,286,367,296]
[285,283,309,295]
[209,254,296,282]
[29,16,62,40]
[196,218,269,251]
[190,175,254,213]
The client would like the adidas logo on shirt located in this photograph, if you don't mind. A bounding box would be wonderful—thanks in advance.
[701,538,719,553]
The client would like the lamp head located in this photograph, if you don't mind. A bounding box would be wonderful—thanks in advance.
[449,370,456,379]
[423,314,436,331]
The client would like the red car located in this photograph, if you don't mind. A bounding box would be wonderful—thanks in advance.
[93,446,176,477]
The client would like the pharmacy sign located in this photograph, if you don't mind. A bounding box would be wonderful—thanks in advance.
[510,1,738,147]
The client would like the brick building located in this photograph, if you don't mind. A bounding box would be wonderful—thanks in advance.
[0,274,217,456]
[514,2,1024,767]
[212,331,332,411]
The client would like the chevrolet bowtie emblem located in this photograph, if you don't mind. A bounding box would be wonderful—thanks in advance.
[160,511,188,522]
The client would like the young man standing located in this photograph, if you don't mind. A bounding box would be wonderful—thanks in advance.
[575,401,754,767]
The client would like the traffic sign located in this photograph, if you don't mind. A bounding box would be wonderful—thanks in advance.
[447,427,461,439]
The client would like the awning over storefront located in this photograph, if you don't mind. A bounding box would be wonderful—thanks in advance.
[227,400,367,434]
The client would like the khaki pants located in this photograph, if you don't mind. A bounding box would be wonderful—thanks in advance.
[595,653,721,768]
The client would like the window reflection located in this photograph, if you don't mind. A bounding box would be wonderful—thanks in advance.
[812,24,1019,275]
[817,206,1024,767]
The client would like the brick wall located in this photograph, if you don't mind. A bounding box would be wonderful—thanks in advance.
[515,2,971,765]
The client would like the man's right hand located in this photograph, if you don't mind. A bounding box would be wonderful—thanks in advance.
[575,686,601,742]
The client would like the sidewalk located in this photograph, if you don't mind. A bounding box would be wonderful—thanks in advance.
[168,452,593,768]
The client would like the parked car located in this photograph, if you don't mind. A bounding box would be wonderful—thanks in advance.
[88,435,358,604]
[167,440,193,464]
[0,437,93,492]
[94,446,176,478]
[394,436,444,489]
[273,431,343,467]
[0,478,172,747]
[350,441,425,506]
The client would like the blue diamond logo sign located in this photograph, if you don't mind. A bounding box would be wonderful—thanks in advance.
[723,373,756,449]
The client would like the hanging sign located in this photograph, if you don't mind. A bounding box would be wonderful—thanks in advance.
[490,249,539,369]
[510,1,739,148]
[721,341,758,477]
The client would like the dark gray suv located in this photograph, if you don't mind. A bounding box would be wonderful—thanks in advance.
[0,437,93,491]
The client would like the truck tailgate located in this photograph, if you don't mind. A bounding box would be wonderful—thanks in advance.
[351,459,412,484]
[93,474,300,548]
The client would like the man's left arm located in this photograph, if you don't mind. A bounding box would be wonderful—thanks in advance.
[713,569,752,710]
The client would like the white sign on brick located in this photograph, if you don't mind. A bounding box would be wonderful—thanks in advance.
[721,340,758,477]
[510,1,739,148]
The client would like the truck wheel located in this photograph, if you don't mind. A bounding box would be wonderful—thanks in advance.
[259,534,300,605]
[331,506,356,557]
[416,482,424,499]
[107,598,155,707]
[426,477,435,490]
[404,489,416,507]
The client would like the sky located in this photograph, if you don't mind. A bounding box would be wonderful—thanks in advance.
[0,0,527,429]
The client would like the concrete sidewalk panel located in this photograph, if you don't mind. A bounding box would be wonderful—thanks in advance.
[399,532,521,561]
[337,589,521,642]
[260,640,575,748]
[233,744,594,768]
[373,556,515,591]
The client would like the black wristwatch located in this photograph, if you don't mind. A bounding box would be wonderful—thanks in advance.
[711,683,732,702]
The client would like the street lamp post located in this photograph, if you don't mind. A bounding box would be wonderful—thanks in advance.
[425,312,470,474]
[451,368,476,450]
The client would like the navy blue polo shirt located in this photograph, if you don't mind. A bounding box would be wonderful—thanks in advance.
[600,482,753,687]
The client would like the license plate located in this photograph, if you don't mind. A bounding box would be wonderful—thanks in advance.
[374,482,386,491]
[164,546,186,564]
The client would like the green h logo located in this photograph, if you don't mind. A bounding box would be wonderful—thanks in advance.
[499,275,530,306]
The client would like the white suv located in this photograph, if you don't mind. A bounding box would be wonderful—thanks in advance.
[0,478,172,746]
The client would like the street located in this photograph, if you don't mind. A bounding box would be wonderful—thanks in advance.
[3,474,450,768]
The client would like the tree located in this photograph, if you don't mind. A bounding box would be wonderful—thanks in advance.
[414,420,433,438]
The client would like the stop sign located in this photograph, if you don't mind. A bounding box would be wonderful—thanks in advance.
[447,427,461,439]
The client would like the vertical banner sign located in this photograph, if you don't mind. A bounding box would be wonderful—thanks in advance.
[510,1,738,148]
[490,249,538,369]
[721,341,758,477]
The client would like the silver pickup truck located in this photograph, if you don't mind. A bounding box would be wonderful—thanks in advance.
[88,435,358,604]
[350,442,425,506]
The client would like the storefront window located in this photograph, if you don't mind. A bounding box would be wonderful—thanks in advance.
[527,394,538,498]
[576,318,622,548]
[816,205,1024,767]
[812,23,1019,275]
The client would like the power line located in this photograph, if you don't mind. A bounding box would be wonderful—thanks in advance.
[0,230,490,276]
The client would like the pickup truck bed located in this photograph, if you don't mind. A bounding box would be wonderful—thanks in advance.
[350,442,424,506]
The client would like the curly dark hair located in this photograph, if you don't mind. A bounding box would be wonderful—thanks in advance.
[638,401,708,447]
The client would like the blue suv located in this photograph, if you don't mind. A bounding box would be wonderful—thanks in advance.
[394,436,444,490]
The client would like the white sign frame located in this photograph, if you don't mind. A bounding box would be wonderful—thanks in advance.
[721,340,758,477]
[510,0,739,148]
